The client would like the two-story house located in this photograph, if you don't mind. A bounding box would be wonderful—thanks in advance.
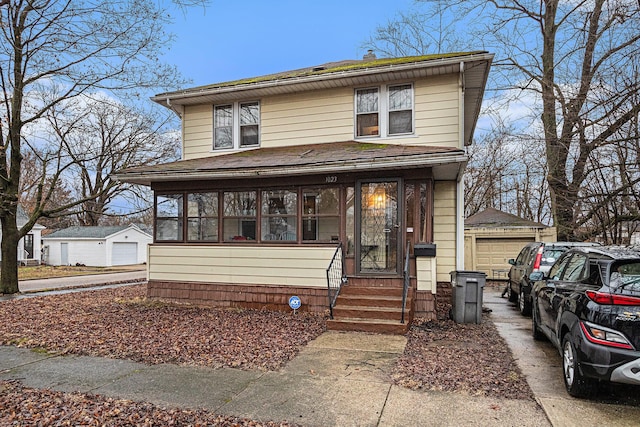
[116,51,493,333]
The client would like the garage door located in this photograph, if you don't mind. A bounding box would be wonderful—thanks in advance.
[111,242,138,266]
[476,238,533,279]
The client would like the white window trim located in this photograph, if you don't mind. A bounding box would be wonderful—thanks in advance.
[354,83,414,139]
[213,100,260,151]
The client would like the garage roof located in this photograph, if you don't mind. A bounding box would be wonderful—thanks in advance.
[465,208,547,228]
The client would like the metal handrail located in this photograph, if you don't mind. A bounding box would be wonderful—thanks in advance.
[326,243,346,319]
[401,241,411,324]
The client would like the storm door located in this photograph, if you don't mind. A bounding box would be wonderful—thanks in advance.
[356,180,402,274]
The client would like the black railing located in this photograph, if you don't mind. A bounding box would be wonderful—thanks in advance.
[326,243,346,319]
[401,241,411,324]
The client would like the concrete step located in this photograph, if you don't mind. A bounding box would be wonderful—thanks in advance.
[327,317,410,334]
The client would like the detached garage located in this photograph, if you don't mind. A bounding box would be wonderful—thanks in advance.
[43,225,152,267]
[464,208,556,279]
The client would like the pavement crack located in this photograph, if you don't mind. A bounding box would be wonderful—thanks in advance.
[375,384,392,427]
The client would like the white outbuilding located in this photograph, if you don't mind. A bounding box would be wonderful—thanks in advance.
[43,224,152,267]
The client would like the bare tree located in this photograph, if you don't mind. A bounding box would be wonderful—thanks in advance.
[365,0,640,240]
[45,95,179,226]
[0,0,207,294]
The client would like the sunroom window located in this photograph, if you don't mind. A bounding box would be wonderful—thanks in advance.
[187,192,218,241]
[156,194,183,241]
[302,187,339,242]
[261,190,297,241]
[214,101,260,150]
[223,191,257,241]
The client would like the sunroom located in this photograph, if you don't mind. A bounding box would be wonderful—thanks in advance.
[117,141,464,322]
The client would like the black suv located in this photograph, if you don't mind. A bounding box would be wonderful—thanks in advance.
[507,242,599,316]
[530,246,640,397]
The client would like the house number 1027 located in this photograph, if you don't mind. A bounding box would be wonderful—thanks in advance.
[325,176,338,183]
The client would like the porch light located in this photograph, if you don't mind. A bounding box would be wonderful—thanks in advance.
[374,188,385,209]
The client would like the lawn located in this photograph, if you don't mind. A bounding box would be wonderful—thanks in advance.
[16,264,144,280]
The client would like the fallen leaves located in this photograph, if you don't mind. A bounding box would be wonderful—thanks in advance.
[0,379,300,426]
[392,315,534,400]
[0,285,326,371]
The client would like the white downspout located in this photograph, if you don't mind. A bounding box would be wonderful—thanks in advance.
[457,61,465,270]
[166,98,186,161]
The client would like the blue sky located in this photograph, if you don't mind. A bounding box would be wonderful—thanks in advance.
[163,0,416,87]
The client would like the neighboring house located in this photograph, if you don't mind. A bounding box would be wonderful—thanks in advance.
[464,207,557,279]
[42,225,152,267]
[116,51,493,330]
[0,206,45,266]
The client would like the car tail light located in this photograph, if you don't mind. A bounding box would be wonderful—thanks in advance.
[585,290,640,306]
[580,321,634,350]
[532,246,543,270]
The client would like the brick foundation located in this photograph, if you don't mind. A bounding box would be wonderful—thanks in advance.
[147,280,330,313]
[413,290,436,320]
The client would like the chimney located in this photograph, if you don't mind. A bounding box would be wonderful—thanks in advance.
[363,50,377,61]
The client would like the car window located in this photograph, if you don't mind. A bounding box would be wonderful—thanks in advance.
[562,253,588,281]
[516,246,531,265]
[549,253,572,280]
[541,248,565,266]
[611,261,640,291]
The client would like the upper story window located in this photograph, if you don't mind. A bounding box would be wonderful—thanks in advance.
[355,84,413,138]
[214,101,260,150]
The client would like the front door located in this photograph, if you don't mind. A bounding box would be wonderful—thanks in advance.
[356,180,402,274]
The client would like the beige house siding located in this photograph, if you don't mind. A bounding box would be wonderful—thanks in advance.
[261,88,354,147]
[413,75,460,148]
[179,74,461,160]
[182,104,214,160]
[416,256,437,292]
[148,245,336,287]
[433,181,457,282]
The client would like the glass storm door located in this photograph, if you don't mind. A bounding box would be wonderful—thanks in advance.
[357,180,401,274]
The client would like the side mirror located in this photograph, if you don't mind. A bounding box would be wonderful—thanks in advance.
[529,271,545,281]
[508,259,516,266]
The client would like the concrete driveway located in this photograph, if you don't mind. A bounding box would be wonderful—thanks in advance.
[486,285,640,427]
[18,269,147,293]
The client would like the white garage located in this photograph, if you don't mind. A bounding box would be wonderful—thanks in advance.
[43,224,152,267]
[464,208,556,280]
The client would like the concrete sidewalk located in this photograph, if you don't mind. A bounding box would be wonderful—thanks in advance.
[18,270,147,293]
[0,332,548,427]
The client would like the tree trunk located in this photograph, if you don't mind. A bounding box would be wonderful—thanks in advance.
[1,211,20,294]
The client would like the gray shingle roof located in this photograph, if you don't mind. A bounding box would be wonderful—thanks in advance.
[44,226,131,239]
[465,208,547,228]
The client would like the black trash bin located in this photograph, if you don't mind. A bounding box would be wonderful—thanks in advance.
[450,270,486,324]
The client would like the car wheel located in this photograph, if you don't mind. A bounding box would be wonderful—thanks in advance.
[562,335,597,398]
[508,284,518,303]
[531,307,545,341]
[519,288,532,316]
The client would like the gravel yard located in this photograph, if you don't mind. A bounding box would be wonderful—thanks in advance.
[0,283,533,424]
